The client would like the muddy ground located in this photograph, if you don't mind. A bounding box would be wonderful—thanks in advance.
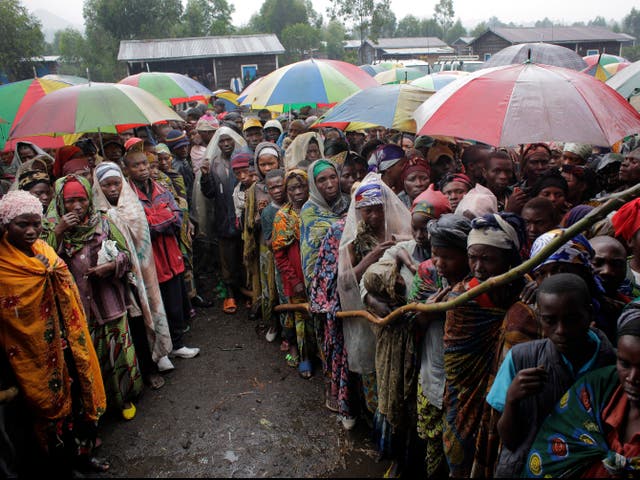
[94,300,390,478]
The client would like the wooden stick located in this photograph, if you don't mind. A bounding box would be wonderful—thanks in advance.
[275,183,640,326]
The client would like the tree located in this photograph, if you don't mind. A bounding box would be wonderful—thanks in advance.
[251,0,309,37]
[281,23,321,62]
[433,0,454,39]
[470,21,488,38]
[588,16,607,27]
[176,0,235,37]
[421,18,444,38]
[328,0,391,63]
[534,17,554,28]
[370,3,396,39]
[396,15,423,37]
[324,20,347,60]
[622,7,640,40]
[445,18,466,44]
[305,0,323,29]
[0,0,45,81]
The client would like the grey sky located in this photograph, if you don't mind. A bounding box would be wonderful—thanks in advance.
[24,0,638,31]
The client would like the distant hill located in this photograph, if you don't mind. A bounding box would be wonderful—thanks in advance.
[33,8,83,42]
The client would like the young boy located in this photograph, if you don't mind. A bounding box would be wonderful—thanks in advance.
[488,273,615,477]
[231,153,256,230]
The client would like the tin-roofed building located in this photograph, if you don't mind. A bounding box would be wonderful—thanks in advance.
[118,34,285,90]
[345,37,454,64]
[469,26,635,61]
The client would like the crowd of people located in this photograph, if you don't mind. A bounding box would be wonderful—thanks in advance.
[1,96,640,478]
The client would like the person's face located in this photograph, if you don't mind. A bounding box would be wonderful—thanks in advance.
[522,207,556,243]
[198,130,215,145]
[561,151,584,166]
[257,154,279,176]
[431,156,456,184]
[218,134,235,156]
[18,146,37,162]
[431,245,469,284]
[6,213,42,253]
[617,335,640,405]
[382,158,407,192]
[620,155,640,185]
[259,111,271,123]
[538,186,566,210]
[537,291,590,356]
[28,182,52,211]
[244,127,264,149]
[157,152,173,173]
[119,130,134,143]
[104,144,123,163]
[340,165,356,194]
[214,104,224,114]
[533,262,588,285]
[347,132,365,149]
[411,213,430,248]
[592,243,627,295]
[63,194,90,220]
[289,123,303,140]
[264,128,280,142]
[358,204,385,231]
[315,167,339,204]
[305,142,321,162]
[524,150,551,182]
[401,137,414,151]
[442,180,469,211]
[403,171,430,201]
[232,167,252,188]
[467,244,510,281]
[464,149,489,184]
[324,129,340,142]
[561,171,586,203]
[266,176,286,204]
[148,158,160,180]
[99,176,122,206]
[286,177,309,209]
[173,144,189,159]
[483,157,513,193]
[124,153,150,183]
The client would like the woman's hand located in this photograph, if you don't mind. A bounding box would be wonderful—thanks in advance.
[54,212,80,235]
[368,240,396,263]
[87,261,116,279]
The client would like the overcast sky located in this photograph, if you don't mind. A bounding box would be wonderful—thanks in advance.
[23,0,638,30]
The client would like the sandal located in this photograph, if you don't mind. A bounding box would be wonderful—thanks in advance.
[285,353,299,368]
[223,298,237,314]
[145,373,165,390]
[298,360,313,379]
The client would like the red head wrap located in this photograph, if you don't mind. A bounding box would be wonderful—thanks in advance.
[62,177,88,200]
[54,146,84,178]
[612,198,640,243]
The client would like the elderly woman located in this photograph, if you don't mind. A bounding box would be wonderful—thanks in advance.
[0,190,106,473]
[44,175,142,420]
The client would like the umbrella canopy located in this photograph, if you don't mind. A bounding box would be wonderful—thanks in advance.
[41,74,89,85]
[410,74,459,91]
[9,82,183,139]
[581,63,613,82]
[414,63,640,147]
[631,94,640,112]
[359,64,387,76]
[312,84,434,133]
[119,72,212,106]
[484,43,587,70]
[374,67,424,85]
[604,62,630,76]
[238,59,378,109]
[583,53,627,67]
[606,60,640,99]
[0,77,73,151]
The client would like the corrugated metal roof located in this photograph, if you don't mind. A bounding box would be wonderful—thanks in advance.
[368,37,448,48]
[118,34,285,61]
[381,46,454,55]
[490,26,634,44]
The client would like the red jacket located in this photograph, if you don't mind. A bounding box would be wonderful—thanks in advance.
[130,179,185,283]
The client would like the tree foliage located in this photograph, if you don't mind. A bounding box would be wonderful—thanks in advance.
[396,15,422,37]
[445,18,466,44]
[250,0,309,37]
[329,0,391,43]
[433,0,454,37]
[281,23,321,62]
[0,0,45,81]
[622,7,640,40]
[324,20,347,60]
[175,0,235,37]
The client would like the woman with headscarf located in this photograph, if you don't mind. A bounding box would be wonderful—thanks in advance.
[13,157,53,212]
[439,173,473,212]
[530,169,569,214]
[560,163,599,208]
[6,141,54,180]
[284,131,324,171]
[93,161,174,385]
[523,314,640,478]
[0,190,107,474]
[442,212,526,477]
[411,214,472,478]
[368,144,408,194]
[272,169,313,372]
[43,175,143,420]
[397,156,431,209]
[338,173,412,457]
[243,142,283,333]
[200,126,248,314]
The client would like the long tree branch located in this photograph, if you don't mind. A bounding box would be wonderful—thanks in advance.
[274,183,640,326]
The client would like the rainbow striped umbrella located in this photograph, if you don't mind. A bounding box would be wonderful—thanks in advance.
[41,74,89,85]
[119,72,212,106]
[374,67,424,85]
[583,54,628,67]
[603,62,630,76]
[9,83,183,139]
[0,77,74,150]
[410,74,459,91]
[238,59,378,110]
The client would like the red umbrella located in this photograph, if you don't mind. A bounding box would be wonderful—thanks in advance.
[414,63,640,147]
